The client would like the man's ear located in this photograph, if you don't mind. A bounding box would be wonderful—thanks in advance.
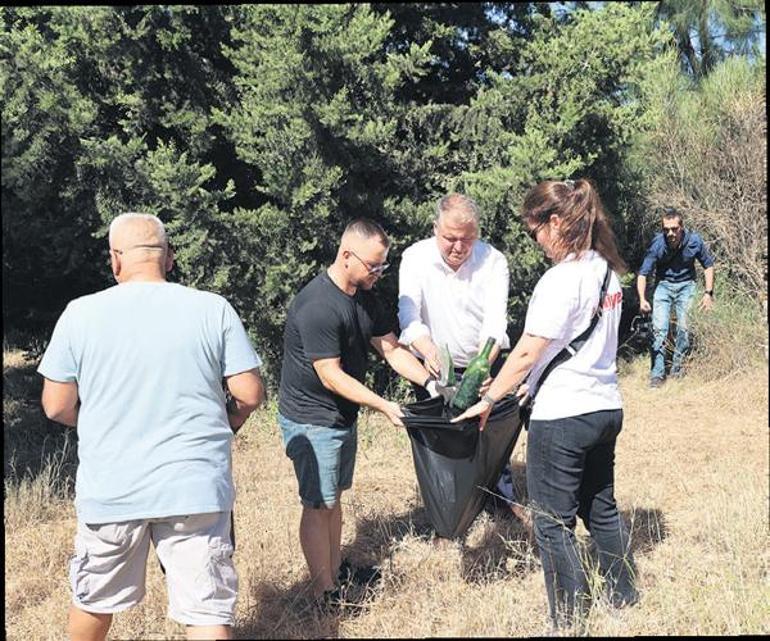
[165,247,175,274]
[110,250,121,282]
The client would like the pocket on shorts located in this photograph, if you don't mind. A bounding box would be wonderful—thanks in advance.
[81,522,135,573]
[86,521,135,547]
[197,540,237,603]
[69,551,90,602]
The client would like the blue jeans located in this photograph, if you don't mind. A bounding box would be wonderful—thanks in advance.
[527,410,638,628]
[278,413,357,509]
[650,279,696,380]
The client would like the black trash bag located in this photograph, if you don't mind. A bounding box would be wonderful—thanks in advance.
[401,394,524,540]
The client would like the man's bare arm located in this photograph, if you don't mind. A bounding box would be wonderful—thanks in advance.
[225,368,265,431]
[41,379,80,427]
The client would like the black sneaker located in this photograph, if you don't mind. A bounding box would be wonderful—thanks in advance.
[315,587,344,615]
[337,559,382,588]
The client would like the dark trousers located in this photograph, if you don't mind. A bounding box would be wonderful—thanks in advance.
[411,353,518,504]
[526,409,638,627]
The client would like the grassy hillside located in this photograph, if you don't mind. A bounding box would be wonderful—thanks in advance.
[4,348,769,639]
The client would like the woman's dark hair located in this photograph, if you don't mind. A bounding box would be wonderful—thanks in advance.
[521,178,628,274]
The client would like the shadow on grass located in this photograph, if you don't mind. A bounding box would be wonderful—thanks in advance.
[235,579,340,639]
[623,506,668,555]
[3,353,78,493]
[341,460,538,586]
[234,466,665,637]
[236,567,385,639]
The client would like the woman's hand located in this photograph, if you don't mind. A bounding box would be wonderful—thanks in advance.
[450,398,493,431]
[478,376,493,396]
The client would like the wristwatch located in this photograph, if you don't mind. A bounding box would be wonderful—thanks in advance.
[705,290,714,298]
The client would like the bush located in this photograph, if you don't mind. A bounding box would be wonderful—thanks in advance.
[633,55,767,301]
[685,284,767,381]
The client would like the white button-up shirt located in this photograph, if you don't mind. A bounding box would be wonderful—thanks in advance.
[397,237,511,367]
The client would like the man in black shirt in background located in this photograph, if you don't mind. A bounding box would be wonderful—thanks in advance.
[278,219,432,607]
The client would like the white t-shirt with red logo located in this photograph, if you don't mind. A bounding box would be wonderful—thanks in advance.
[524,250,623,421]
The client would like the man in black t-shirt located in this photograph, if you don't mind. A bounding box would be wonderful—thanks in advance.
[278,218,432,606]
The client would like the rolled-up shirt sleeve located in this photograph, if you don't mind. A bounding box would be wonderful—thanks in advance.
[695,234,715,269]
[479,251,511,349]
[638,236,661,276]
[397,248,431,346]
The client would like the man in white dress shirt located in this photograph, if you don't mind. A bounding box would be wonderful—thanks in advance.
[398,193,529,525]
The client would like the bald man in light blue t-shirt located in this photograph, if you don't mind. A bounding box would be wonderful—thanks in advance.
[38,213,265,641]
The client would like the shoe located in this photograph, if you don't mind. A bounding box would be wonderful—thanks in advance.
[483,494,513,517]
[609,588,640,609]
[543,623,565,637]
[315,587,344,615]
[510,503,532,527]
[337,559,382,588]
[649,377,664,389]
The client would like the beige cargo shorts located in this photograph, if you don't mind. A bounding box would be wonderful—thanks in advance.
[69,511,237,626]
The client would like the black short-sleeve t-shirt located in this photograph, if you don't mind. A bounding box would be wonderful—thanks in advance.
[278,271,394,428]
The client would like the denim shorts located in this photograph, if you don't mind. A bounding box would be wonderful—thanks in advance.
[278,413,357,509]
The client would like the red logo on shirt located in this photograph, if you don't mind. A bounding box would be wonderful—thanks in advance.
[602,291,623,310]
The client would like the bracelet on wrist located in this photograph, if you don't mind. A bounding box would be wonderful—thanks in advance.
[481,393,496,406]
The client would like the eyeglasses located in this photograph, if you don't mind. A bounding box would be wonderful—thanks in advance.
[349,250,389,275]
[110,244,167,255]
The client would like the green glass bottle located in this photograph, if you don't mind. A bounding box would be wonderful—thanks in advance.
[439,343,456,386]
[451,337,496,410]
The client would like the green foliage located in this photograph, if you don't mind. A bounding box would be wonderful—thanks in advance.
[632,53,767,299]
[686,282,768,380]
[655,0,766,79]
[1,6,250,331]
[447,3,671,328]
[3,4,765,390]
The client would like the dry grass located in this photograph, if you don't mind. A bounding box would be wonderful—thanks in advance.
[4,348,769,638]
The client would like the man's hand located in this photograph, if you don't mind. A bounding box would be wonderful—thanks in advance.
[450,398,493,431]
[478,376,493,396]
[515,383,530,407]
[421,343,442,378]
[410,335,441,378]
[699,293,714,312]
[379,400,405,427]
[639,298,652,314]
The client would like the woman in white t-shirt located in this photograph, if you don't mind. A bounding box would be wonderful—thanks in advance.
[454,178,639,632]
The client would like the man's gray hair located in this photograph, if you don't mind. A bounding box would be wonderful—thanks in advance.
[108,212,168,247]
[435,193,480,226]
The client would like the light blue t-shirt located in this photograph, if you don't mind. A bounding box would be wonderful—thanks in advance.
[37,281,262,524]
